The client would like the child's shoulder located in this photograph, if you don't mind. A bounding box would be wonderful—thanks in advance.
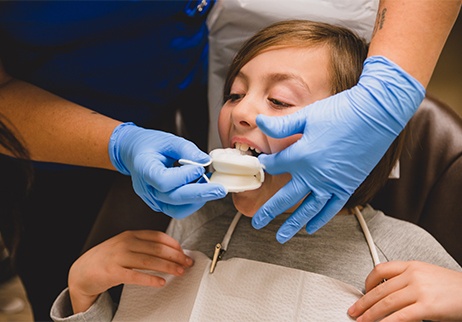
[365,205,461,271]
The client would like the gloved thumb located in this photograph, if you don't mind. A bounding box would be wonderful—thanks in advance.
[172,138,211,165]
[256,110,307,139]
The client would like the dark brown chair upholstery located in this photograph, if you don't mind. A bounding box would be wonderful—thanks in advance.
[82,175,171,252]
[371,95,462,265]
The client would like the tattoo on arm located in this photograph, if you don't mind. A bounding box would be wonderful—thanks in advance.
[372,7,387,39]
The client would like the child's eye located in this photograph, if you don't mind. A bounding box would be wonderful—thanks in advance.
[268,98,292,108]
[224,93,244,102]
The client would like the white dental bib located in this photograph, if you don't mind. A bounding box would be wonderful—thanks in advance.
[113,207,383,321]
[113,250,362,321]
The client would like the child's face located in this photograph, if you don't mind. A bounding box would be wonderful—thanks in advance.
[218,45,333,217]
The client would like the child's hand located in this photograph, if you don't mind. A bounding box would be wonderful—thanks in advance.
[68,230,193,314]
[348,261,462,321]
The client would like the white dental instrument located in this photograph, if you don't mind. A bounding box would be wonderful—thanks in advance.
[179,148,265,192]
[208,148,265,192]
[177,158,211,183]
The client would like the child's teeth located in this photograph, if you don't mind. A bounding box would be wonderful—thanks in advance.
[234,142,260,155]
[240,143,249,151]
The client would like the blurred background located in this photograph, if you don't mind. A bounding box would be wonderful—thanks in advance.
[427,13,461,116]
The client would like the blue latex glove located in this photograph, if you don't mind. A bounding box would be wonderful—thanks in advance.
[253,56,425,243]
[109,123,227,219]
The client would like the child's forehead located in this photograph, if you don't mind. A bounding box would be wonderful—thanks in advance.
[249,46,331,72]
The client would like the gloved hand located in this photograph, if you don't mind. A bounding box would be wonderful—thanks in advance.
[109,123,227,219]
[252,56,425,243]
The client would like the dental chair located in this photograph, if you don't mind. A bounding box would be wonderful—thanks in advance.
[371,95,462,265]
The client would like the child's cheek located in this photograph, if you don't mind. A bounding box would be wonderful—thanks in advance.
[218,107,232,147]
[269,134,302,153]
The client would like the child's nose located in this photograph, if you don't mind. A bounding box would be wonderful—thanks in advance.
[231,96,258,129]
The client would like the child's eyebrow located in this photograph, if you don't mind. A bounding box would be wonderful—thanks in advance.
[265,72,311,94]
[236,70,311,94]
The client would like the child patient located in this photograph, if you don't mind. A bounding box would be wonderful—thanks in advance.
[51,20,462,322]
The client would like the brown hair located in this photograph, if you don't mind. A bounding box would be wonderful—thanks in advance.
[223,19,406,207]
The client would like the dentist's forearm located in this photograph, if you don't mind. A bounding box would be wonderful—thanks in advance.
[0,76,121,170]
[368,0,461,87]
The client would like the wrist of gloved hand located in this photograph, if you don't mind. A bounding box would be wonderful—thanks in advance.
[108,122,138,175]
[357,55,426,131]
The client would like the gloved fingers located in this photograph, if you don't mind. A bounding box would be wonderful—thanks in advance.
[197,172,212,183]
[138,157,208,192]
[130,181,163,212]
[252,180,308,230]
[133,182,226,219]
[304,195,345,234]
[256,110,306,139]
[159,201,208,220]
[141,196,205,220]
[275,192,330,243]
[153,182,227,205]
[258,140,304,175]
[168,137,212,165]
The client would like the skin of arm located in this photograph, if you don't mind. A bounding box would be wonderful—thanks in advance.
[68,230,193,314]
[368,0,461,87]
[348,261,462,321]
[0,61,121,169]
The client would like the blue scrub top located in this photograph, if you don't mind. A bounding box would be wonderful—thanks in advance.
[0,1,214,126]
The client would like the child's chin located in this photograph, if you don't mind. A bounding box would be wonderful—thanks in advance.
[231,192,260,217]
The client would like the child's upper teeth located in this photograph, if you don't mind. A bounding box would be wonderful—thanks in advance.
[237,142,249,151]
[235,142,261,156]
